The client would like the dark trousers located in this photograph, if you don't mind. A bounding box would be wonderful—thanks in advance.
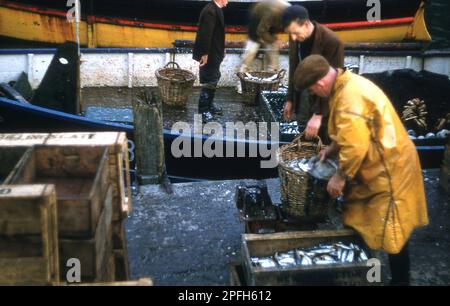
[388,242,410,286]
[198,62,221,113]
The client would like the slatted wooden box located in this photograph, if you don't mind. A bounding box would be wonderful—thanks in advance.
[0,147,33,184]
[0,185,59,285]
[242,229,378,286]
[112,219,130,281]
[0,132,132,221]
[59,186,114,282]
[9,145,110,239]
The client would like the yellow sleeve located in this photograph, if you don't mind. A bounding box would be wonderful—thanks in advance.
[333,109,370,179]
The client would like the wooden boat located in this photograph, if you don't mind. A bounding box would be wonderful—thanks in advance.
[0,0,431,48]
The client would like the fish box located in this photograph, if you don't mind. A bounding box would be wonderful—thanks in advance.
[242,229,379,286]
[259,91,303,143]
[10,145,110,238]
[0,132,132,221]
[59,186,114,282]
[112,219,130,281]
[0,147,33,184]
[229,262,247,286]
[0,185,59,285]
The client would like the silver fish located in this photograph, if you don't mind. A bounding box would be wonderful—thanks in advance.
[274,251,296,267]
[346,250,355,262]
[301,256,313,265]
[340,250,349,262]
[314,259,335,265]
[359,250,369,261]
[335,243,352,250]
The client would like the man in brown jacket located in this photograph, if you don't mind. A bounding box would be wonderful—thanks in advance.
[281,5,344,142]
[239,0,290,73]
[193,0,228,122]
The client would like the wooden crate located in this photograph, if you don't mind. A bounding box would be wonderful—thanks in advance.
[229,262,246,286]
[242,229,378,286]
[0,132,132,221]
[66,278,153,286]
[0,185,59,285]
[59,186,114,282]
[10,145,110,238]
[112,219,130,281]
[0,147,33,184]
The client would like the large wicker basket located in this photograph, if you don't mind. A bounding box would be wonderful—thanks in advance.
[277,134,330,222]
[237,70,286,105]
[155,62,196,107]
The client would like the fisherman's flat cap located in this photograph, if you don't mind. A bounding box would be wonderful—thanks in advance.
[282,5,309,29]
[294,55,331,91]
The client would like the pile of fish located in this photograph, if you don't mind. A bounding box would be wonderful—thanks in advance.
[244,72,278,82]
[285,157,307,172]
[251,242,369,269]
[408,129,450,140]
[280,121,300,135]
[285,156,338,180]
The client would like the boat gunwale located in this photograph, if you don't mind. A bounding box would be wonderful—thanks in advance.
[1,1,416,33]
[2,47,442,57]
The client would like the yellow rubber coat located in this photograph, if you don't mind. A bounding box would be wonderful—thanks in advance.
[328,69,429,254]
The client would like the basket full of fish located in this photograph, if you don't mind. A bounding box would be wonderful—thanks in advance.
[277,134,335,222]
[237,69,286,105]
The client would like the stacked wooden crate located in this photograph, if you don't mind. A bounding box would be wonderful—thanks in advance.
[0,132,132,283]
[0,185,59,285]
[9,145,115,282]
[439,137,450,193]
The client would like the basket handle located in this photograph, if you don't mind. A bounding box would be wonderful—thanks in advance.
[164,61,180,69]
[293,132,323,153]
[277,69,286,80]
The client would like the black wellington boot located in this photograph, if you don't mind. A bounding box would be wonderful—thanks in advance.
[205,88,222,115]
[198,88,215,123]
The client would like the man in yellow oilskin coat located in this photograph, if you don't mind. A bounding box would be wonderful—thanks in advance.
[293,55,429,285]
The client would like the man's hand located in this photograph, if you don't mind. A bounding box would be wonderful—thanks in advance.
[305,114,322,139]
[283,100,294,121]
[199,55,208,67]
[319,141,339,162]
[327,173,346,199]
[318,147,328,162]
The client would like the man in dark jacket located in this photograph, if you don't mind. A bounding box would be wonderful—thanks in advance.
[193,0,228,122]
[281,5,344,142]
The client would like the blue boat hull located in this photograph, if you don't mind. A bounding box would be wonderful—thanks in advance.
[0,97,444,182]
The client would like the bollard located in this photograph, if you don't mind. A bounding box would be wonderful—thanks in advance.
[132,89,165,185]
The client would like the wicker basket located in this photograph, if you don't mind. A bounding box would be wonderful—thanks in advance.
[155,62,196,107]
[277,134,330,222]
[237,70,286,105]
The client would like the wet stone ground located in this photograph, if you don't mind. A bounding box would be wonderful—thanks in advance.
[82,87,264,130]
[125,169,450,286]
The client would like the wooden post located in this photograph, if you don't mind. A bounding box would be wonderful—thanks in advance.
[132,89,165,185]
